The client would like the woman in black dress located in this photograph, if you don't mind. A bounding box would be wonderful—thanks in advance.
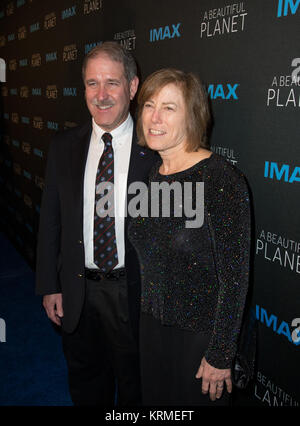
[128,69,251,406]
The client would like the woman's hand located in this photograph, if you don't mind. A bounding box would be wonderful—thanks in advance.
[195,357,232,401]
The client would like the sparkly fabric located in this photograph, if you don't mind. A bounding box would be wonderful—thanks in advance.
[128,153,251,369]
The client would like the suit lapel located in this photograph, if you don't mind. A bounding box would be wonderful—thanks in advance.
[126,127,157,229]
[70,122,92,233]
[127,128,144,189]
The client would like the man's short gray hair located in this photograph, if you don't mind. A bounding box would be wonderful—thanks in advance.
[82,41,137,83]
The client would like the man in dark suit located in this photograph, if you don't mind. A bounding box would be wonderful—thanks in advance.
[36,42,156,406]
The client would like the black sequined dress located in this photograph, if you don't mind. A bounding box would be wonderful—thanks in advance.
[128,152,251,370]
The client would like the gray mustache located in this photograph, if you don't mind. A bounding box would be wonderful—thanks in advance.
[91,99,115,107]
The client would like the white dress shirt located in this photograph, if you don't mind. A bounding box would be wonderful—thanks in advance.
[83,114,133,269]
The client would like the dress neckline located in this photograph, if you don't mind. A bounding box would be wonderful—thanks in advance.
[156,152,214,178]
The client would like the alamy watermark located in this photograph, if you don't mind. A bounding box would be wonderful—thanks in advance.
[95,180,204,229]
[0,318,6,342]
[0,58,6,82]
[291,318,300,344]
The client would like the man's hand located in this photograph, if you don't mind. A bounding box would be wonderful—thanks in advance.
[195,357,232,401]
[43,293,63,326]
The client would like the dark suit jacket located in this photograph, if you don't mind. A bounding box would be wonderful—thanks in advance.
[36,120,157,334]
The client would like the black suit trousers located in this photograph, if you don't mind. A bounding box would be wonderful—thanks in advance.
[61,275,141,406]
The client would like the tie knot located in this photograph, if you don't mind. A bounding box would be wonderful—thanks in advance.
[102,132,112,146]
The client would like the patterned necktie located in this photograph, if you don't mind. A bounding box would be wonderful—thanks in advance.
[93,132,118,272]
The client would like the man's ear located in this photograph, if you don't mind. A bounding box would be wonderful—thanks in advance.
[129,76,139,100]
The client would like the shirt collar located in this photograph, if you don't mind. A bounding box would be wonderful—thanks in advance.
[92,114,133,148]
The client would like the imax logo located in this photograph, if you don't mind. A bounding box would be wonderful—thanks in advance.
[30,22,40,33]
[264,161,300,183]
[45,52,57,62]
[19,58,28,67]
[23,170,32,180]
[150,23,181,42]
[8,33,15,41]
[256,305,300,345]
[47,121,58,130]
[277,0,300,16]
[62,6,76,19]
[208,83,239,100]
[21,116,30,124]
[63,87,77,96]
[33,148,43,158]
[32,88,41,96]
[85,41,102,54]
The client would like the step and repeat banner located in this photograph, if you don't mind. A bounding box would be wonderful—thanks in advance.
[0,0,299,406]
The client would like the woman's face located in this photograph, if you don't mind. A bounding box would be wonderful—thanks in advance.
[141,83,188,154]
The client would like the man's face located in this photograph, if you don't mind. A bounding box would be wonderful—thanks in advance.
[84,53,138,131]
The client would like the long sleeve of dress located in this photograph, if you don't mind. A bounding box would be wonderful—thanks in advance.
[204,164,251,369]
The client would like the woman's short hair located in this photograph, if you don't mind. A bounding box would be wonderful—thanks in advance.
[82,41,137,84]
[137,68,211,151]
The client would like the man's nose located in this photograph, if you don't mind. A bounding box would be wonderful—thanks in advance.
[96,85,109,100]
